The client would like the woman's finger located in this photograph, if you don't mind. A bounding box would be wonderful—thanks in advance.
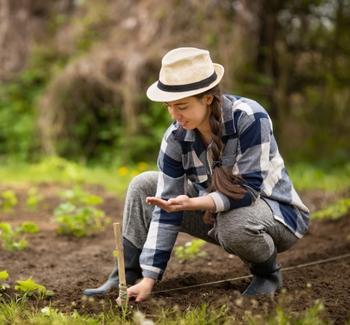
[147,197,173,208]
[146,196,184,212]
[146,197,167,205]
[127,287,138,298]
[135,294,145,302]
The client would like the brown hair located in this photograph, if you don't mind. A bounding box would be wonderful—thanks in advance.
[194,85,246,224]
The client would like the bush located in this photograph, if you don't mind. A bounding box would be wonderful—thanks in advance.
[0,47,67,162]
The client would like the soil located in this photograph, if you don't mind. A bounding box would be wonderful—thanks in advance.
[0,183,349,324]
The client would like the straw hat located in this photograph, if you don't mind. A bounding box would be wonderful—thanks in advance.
[146,47,224,102]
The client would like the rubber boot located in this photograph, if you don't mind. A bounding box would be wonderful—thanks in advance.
[242,250,282,296]
[83,238,142,296]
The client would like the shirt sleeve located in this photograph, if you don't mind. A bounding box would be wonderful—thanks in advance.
[139,126,186,280]
[208,111,272,212]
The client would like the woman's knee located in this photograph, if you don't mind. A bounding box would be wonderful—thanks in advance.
[216,224,274,262]
[215,209,274,261]
[127,171,158,195]
[215,208,253,242]
[215,221,247,253]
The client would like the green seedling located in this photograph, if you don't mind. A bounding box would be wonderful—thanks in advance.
[15,278,54,298]
[175,239,207,262]
[17,221,39,234]
[0,270,10,292]
[312,198,350,220]
[0,223,27,251]
[0,190,18,212]
[25,188,43,210]
[0,222,39,251]
[54,187,108,237]
[54,202,110,237]
[60,187,104,206]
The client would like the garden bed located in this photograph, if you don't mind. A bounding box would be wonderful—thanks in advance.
[1,183,349,323]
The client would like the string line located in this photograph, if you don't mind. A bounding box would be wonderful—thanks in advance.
[152,252,350,295]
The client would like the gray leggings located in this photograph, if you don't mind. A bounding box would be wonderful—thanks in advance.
[122,171,298,264]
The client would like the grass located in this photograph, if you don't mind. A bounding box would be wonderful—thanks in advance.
[0,157,349,197]
[288,161,350,192]
[0,298,331,325]
[0,156,153,197]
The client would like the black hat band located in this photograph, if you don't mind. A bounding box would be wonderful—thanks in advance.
[157,71,217,93]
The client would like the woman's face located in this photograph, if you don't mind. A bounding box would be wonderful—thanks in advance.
[165,95,213,131]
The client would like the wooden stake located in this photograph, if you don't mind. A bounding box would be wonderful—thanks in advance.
[113,222,128,305]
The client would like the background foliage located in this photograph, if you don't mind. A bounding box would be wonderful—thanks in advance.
[0,0,349,165]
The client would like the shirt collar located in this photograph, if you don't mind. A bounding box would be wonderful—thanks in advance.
[172,94,237,142]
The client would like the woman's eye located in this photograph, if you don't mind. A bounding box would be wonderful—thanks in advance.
[177,106,187,111]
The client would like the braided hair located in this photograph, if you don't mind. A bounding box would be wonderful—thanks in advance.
[194,85,246,224]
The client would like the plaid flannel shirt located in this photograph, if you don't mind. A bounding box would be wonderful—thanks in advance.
[139,94,310,280]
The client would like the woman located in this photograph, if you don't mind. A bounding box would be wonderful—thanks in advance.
[83,47,310,301]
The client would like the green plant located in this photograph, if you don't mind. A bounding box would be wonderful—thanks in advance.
[0,221,39,251]
[25,188,43,210]
[54,202,110,237]
[174,239,207,262]
[17,222,39,234]
[0,190,18,212]
[15,278,54,298]
[54,186,109,237]
[0,296,335,325]
[312,198,350,220]
[60,187,103,206]
[245,299,326,325]
[288,161,350,191]
[0,271,10,292]
[0,223,28,251]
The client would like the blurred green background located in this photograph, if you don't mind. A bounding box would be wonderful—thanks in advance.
[0,0,349,167]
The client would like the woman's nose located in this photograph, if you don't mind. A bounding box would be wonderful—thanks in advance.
[168,107,181,120]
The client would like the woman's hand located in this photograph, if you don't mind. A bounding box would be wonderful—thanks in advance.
[127,277,155,302]
[146,195,193,212]
[146,195,215,212]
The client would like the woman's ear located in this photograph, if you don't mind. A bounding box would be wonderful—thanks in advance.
[205,95,214,105]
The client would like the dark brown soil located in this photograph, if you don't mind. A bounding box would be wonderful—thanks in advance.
[1,183,350,324]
